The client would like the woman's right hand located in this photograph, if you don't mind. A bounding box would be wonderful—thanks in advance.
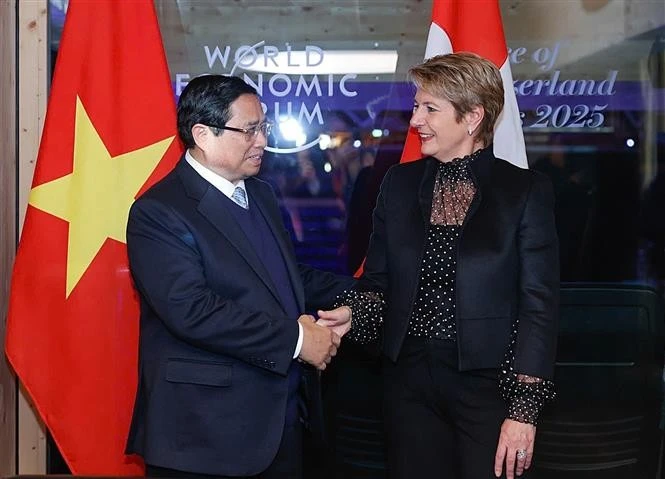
[317,306,352,337]
[494,418,536,478]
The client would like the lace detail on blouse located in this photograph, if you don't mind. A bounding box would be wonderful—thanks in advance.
[430,153,477,226]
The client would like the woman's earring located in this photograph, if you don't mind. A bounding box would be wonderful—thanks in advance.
[467,128,474,136]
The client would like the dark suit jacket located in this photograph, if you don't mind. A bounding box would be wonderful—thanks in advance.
[360,147,559,379]
[125,158,354,476]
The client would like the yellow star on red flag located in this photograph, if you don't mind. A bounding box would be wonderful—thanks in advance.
[28,96,174,296]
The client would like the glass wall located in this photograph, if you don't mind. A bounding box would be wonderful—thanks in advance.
[147,1,665,288]
[48,0,665,477]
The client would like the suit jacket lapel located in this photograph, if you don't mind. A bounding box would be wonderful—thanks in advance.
[465,146,495,225]
[394,158,435,314]
[417,158,438,224]
[247,179,306,311]
[469,146,495,192]
[176,159,284,307]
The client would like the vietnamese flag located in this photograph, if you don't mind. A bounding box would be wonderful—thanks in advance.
[401,0,527,168]
[5,0,181,474]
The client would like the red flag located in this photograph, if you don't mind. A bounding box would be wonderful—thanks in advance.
[5,0,181,474]
[401,0,527,167]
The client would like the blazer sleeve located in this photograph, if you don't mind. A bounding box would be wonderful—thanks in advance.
[513,172,560,379]
[298,263,356,310]
[356,165,394,293]
[127,197,298,376]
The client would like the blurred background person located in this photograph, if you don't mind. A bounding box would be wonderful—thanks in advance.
[290,149,336,199]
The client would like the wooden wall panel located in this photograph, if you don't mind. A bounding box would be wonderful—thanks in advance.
[16,0,48,474]
[0,0,18,474]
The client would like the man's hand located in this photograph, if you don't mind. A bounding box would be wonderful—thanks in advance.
[297,314,341,370]
[494,419,536,479]
[316,306,352,338]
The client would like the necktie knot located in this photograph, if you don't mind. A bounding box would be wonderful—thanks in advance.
[232,186,248,209]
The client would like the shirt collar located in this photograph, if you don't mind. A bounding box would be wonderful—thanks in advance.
[185,149,247,205]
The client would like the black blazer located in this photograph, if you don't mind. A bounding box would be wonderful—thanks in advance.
[360,147,559,379]
[125,158,354,476]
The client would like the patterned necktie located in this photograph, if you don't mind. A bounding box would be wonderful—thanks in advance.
[231,186,248,209]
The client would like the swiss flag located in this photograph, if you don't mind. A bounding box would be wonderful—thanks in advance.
[400,0,527,168]
[5,0,181,474]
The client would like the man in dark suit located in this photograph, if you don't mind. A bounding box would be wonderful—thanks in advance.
[125,74,355,478]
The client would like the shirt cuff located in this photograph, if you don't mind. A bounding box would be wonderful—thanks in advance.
[293,321,303,358]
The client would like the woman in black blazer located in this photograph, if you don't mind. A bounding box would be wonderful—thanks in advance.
[319,52,559,479]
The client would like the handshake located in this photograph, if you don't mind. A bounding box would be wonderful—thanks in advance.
[297,306,352,370]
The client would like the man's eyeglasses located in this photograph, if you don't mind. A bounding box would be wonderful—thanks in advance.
[207,121,273,141]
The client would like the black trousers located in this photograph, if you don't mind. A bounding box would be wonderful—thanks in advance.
[145,421,303,479]
[383,337,524,479]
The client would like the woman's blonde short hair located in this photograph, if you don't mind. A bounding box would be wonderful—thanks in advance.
[408,52,504,147]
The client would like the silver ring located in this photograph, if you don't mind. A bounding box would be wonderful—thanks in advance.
[516,449,527,460]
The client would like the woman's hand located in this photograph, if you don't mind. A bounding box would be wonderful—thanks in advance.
[494,418,536,478]
[316,306,352,337]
